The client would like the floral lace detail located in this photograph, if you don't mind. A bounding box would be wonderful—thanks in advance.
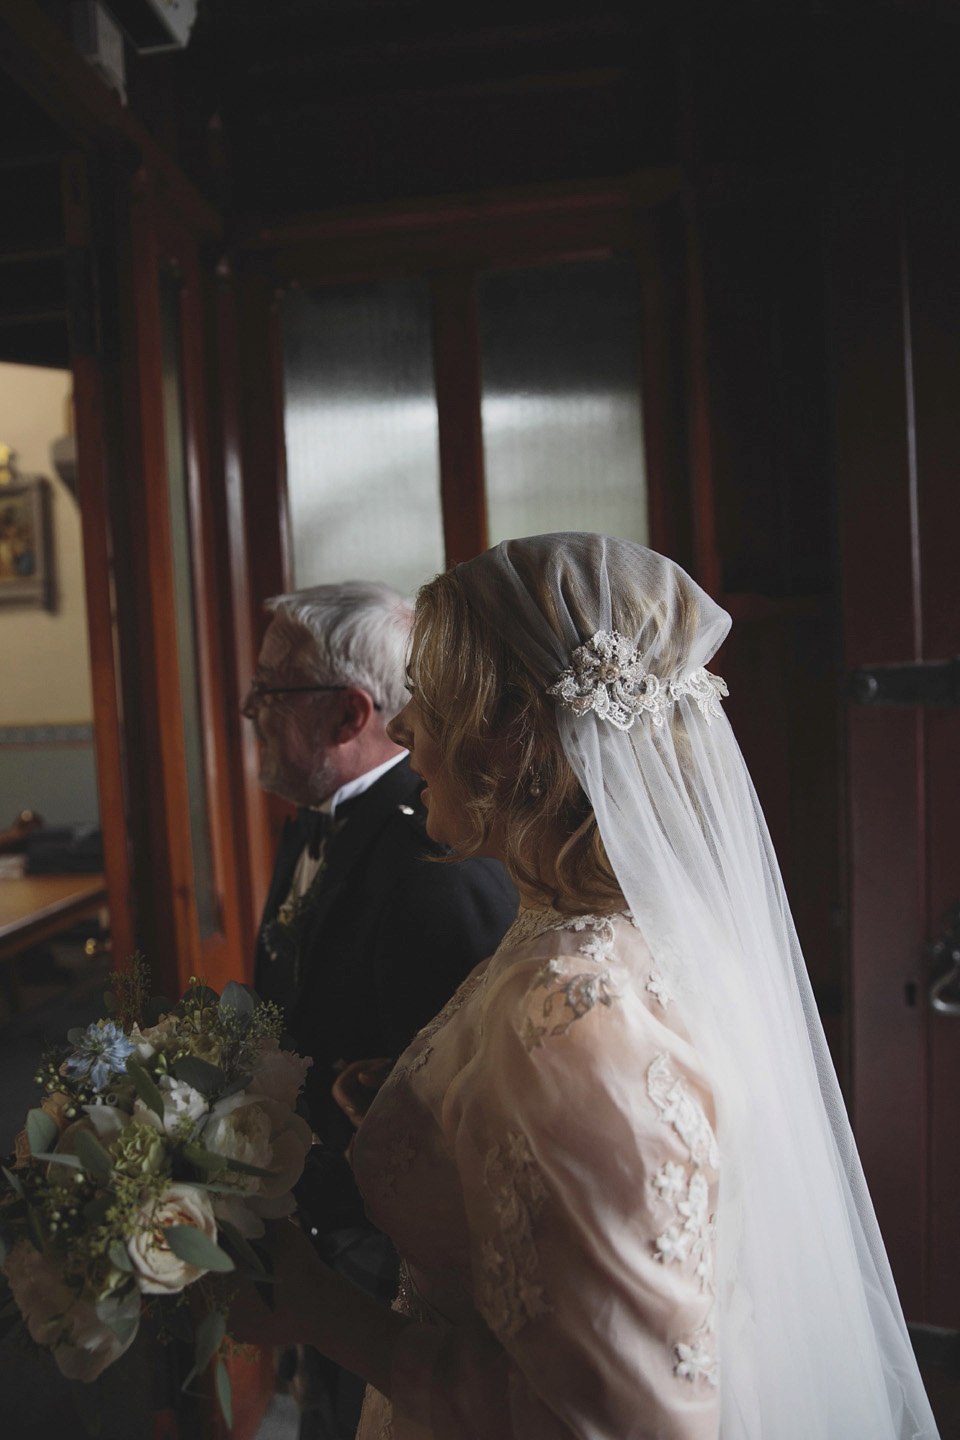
[547,629,728,731]
[647,1053,719,1387]
[521,958,619,1049]
[647,1053,720,1169]
[391,970,486,1082]
[518,914,622,1050]
[477,1130,551,1340]
[675,1339,719,1386]
[646,968,673,1007]
[499,905,563,951]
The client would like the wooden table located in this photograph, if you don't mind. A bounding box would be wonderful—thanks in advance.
[0,873,108,1010]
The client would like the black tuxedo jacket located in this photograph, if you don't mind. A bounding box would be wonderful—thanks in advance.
[255,756,517,1156]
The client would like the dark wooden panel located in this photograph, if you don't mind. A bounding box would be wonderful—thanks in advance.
[432,270,487,565]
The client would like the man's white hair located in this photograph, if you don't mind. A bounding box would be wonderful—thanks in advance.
[264,580,413,722]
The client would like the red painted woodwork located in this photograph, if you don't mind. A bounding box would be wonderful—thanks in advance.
[62,152,138,967]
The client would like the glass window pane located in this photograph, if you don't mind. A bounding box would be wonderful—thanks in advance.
[282,280,445,598]
[159,269,218,940]
[478,259,648,547]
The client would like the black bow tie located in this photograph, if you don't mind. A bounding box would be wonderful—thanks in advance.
[297,807,337,861]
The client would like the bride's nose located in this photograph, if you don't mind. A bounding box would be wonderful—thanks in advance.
[387,700,413,750]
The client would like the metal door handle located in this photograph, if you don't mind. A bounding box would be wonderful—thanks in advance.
[925,905,960,1016]
[930,950,960,1016]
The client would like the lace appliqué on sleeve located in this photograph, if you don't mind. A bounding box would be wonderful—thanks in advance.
[519,914,622,1051]
[647,1053,719,1388]
[477,1131,552,1341]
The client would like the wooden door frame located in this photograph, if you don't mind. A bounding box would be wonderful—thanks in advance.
[124,165,243,995]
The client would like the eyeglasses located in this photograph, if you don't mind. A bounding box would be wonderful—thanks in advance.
[247,677,382,710]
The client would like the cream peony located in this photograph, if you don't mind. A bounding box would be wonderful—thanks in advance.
[248,1037,312,1109]
[3,1242,138,1382]
[204,1093,312,1238]
[128,1182,218,1294]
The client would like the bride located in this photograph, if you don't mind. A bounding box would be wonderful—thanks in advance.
[239,534,938,1440]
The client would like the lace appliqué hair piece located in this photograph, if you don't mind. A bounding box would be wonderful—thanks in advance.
[478,1131,552,1340]
[547,628,728,731]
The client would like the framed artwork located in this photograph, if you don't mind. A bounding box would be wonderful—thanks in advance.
[0,476,53,608]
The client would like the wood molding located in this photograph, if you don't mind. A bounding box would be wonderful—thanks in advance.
[0,0,220,238]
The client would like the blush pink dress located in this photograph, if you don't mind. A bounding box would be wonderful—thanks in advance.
[351,907,721,1440]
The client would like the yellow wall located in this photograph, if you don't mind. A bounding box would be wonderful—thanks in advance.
[0,362,92,725]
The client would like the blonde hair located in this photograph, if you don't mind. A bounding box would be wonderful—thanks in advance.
[409,542,704,913]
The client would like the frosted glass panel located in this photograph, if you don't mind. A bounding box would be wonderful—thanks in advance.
[282,281,445,599]
[478,260,648,546]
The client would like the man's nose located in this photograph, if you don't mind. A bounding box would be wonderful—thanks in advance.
[240,686,257,719]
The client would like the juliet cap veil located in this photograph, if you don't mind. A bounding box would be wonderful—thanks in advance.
[455,533,937,1440]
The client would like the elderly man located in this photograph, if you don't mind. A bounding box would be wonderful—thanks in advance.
[243,579,516,1438]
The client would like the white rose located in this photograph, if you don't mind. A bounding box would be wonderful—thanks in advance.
[204,1094,312,1238]
[128,1182,218,1294]
[131,1076,208,1136]
[3,1242,138,1382]
[248,1038,312,1109]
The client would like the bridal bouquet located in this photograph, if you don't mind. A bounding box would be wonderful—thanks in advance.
[0,960,312,1422]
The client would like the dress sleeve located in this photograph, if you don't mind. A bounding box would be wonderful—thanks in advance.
[387,932,721,1440]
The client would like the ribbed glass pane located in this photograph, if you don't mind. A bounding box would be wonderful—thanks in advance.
[159,269,218,940]
[282,281,445,599]
[478,259,648,547]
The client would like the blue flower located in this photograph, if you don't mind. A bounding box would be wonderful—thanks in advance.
[64,1020,137,1092]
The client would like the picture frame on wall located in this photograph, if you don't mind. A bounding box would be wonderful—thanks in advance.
[0,476,53,608]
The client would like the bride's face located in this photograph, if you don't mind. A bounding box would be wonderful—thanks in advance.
[388,694,464,850]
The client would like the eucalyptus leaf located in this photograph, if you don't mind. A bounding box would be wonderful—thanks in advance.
[2,1166,24,1199]
[125,1057,164,1120]
[215,1357,233,1430]
[26,1108,59,1156]
[73,1130,113,1180]
[194,1308,226,1377]
[174,1057,226,1095]
[224,1156,276,1179]
[217,1219,268,1278]
[162,1226,234,1273]
[30,1150,82,1168]
[107,1312,139,1345]
[219,981,256,1017]
[181,1143,227,1173]
[108,1241,133,1272]
[215,1074,253,1102]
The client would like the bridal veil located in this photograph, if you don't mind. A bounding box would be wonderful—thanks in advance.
[454,533,938,1440]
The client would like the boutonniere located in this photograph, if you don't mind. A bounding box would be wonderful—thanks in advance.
[262,860,329,984]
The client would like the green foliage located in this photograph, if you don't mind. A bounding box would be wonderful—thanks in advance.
[215,1356,233,1430]
[124,1057,164,1119]
[26,1109,59,1156]
[162,1225,235,1273]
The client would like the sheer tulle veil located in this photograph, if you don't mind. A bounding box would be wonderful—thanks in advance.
[454,533,938,1440]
